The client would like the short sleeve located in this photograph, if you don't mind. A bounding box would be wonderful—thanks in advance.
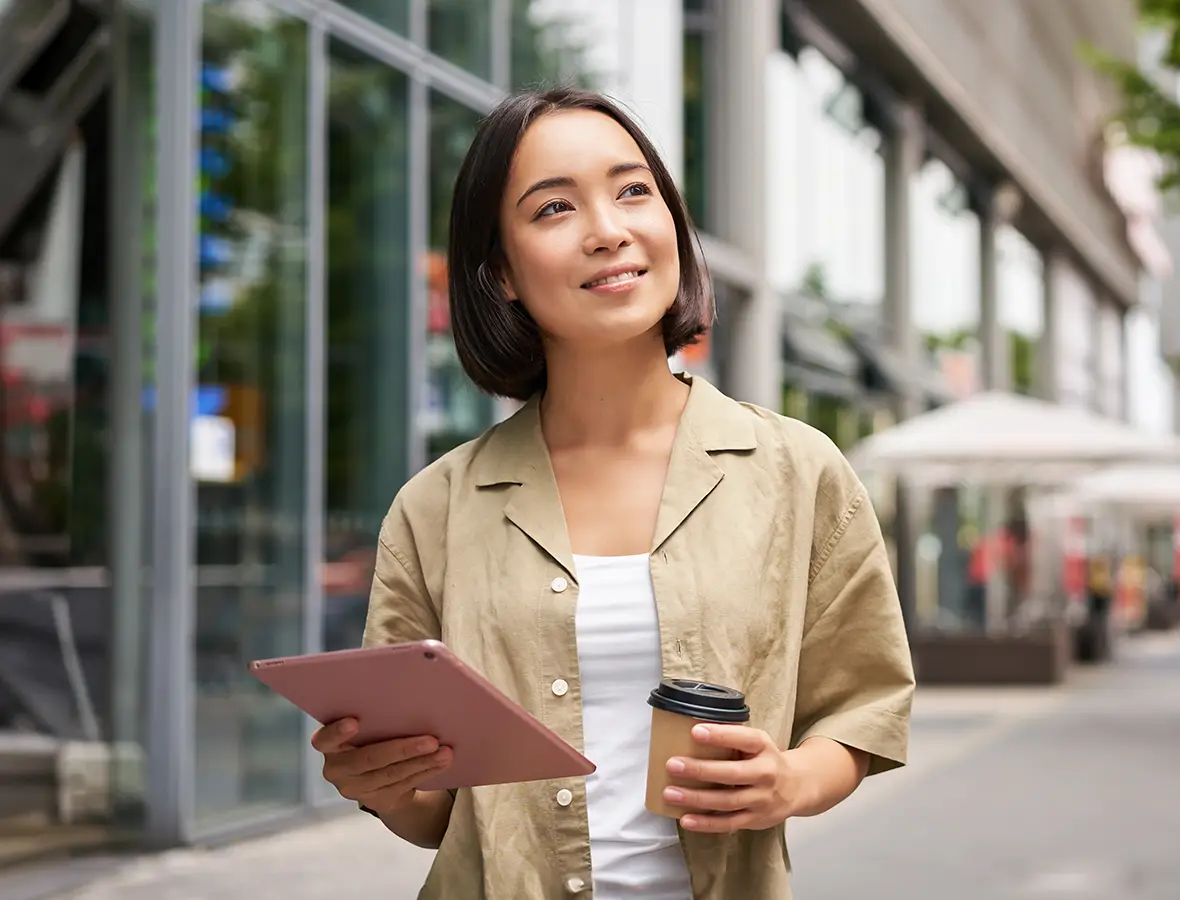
[790,489,915,775]
[361,503,442,648]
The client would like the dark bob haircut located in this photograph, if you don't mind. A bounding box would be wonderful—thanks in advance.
[447,87,712,401]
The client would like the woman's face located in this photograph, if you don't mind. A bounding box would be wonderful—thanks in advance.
[497,109,680,350]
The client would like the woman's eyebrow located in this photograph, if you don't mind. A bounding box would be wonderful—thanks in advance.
[515,162,651,207]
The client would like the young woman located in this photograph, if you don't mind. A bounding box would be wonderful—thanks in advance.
[312,88,914,899]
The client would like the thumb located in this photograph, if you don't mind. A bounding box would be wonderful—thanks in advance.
[311,717,358,753]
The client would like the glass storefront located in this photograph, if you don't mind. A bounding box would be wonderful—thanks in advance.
[0,0,604,865]
[0,0,154,868]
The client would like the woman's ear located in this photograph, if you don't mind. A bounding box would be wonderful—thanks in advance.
[497,263,519,302]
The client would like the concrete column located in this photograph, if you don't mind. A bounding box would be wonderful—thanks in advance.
[978,187,1016,632]
[978,194,1007,391]
[1091,290,1106,415]
[882,99,924,632]
[883,100,923,417]
[1036,250,1061,402]
[1116,305,1129,422]
[711,0,780,410]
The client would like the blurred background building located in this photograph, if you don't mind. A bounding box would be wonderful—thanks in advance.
[0,0,1173,872]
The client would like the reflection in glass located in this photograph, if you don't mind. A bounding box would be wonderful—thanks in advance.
[335,0,410,35]
[767,48,884,304]
[0,50,119,866]
[429,0,491,79]
[322,41,411,658]
[511,0,600,91]
[426,92,492,463]
[193,2,307,828]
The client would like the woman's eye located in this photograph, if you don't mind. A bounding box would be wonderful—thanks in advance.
[621,182,653,199]
[537,199,572,218]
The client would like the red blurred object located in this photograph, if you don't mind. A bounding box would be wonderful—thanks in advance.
[1063,516,1087,598]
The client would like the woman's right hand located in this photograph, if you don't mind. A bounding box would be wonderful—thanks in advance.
[312,718,453,816]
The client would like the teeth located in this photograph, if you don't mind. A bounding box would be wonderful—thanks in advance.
[586,271,642,288]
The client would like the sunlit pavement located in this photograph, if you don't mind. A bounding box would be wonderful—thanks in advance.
[789,629,1180,899]
[43,630,1180,900]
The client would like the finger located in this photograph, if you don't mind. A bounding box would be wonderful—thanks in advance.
[343,735,440,776]
[354,746,452,794]
[690,723,773,755]
[662,785,760,813]
[666,756,769,787]
[357,749,453,806]
[678,811,755,833]
[311,718,359,753]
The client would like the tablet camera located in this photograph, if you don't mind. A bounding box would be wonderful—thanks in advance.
[424,650,437,661]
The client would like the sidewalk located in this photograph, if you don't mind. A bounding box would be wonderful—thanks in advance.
[28,631,1180,899]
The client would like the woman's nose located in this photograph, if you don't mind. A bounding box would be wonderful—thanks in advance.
[582,205,632,254]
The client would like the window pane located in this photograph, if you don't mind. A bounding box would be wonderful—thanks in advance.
[321,40,410,659]
[510,0,601,91]
[426,92,492,463]
[335,0,410,36]
[0,25,125,867]
[682,28,709,228]
[193,1,308,828]
[428,0,491,80]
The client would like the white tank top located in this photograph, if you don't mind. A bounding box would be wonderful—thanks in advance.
[573,553,694,900]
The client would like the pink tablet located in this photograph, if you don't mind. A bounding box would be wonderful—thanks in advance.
[248,640,595,790]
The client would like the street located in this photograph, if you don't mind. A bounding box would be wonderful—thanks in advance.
[47,631,1180,900]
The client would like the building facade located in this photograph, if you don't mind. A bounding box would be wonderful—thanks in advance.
[0,0,1163,867]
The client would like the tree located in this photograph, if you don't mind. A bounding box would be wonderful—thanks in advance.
[1083,0,1180,191]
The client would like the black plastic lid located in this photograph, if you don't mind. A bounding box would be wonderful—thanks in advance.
[647,679,750,723]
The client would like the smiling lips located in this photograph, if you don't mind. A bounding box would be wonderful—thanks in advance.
[581,268,648,292]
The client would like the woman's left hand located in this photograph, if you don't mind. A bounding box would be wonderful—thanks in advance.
[662,723,807,833]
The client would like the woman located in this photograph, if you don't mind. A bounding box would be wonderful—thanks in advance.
[312,88,914,899]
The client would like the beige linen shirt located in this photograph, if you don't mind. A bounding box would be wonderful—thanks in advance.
[363,374,914,899]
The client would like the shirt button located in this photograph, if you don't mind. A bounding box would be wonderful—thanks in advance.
[551,678,569,697]
[564,875,586,893]
[550,576,568,593]
[556,788,573,807]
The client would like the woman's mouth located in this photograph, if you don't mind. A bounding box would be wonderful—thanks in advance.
[581,269,647,291]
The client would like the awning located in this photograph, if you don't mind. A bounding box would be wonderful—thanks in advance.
[781,308,862,400]
[781,361,861,401]
[845,330,954,405]
[782,314,860,376]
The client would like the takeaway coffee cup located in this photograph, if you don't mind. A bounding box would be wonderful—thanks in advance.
[644,678,751,818]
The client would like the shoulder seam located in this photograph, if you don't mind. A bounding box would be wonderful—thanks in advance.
[808,487,867,585]
[378,532,419,583]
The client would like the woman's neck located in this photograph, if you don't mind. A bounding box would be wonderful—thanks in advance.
[539,335,690,449]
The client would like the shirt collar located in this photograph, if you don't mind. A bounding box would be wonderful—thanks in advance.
[469,374,757,578]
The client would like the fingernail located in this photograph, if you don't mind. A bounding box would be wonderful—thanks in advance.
[664,787,684,802]
[341,719,357,735]
[680,816,698,829]
[666,758,686,774]
[434,747,452,763]
[419,737,439,753]
[692,724,710,740]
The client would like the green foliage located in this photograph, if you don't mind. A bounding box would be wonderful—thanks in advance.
[800,261,829,298]
[1082,1,1180,192]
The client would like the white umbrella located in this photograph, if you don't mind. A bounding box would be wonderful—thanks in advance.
[847,391,1180,487]
[1055,464,1180,518]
